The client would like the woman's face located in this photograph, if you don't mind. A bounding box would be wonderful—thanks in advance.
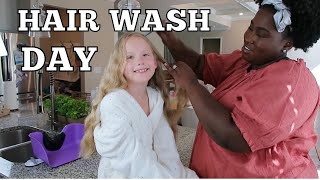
[124,36,158,85]
[242,7,289,67]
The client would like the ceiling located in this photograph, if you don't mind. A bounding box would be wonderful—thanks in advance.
[110,0,259,31]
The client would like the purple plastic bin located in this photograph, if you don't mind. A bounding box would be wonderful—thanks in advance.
[29,123,84,168]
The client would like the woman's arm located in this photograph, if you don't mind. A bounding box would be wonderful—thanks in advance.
[157,31,205,79]
[186,80,251,153]
[164,62,251,153]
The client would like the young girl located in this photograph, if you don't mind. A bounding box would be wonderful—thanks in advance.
[80,32,197,178]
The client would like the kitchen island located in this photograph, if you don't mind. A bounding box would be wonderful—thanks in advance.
[0,104,196,178]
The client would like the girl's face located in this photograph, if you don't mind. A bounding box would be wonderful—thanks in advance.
[124,36,158,85]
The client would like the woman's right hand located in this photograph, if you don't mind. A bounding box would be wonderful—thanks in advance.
[164,61,198,90]
[157,31,177,44]
[156,21,179,46]
[156,22,203,79]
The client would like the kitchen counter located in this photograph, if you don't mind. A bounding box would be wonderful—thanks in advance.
[0,103,196,178]
[0,103,50,131]
[4,153,100,178]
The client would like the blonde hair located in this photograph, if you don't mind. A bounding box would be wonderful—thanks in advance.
[80,32,188,159]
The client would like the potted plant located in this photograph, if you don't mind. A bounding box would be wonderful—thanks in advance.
[44,94,90,124]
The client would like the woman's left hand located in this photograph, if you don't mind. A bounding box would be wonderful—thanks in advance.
[164,61,198,89]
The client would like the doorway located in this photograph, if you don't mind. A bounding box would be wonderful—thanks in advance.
[200,37,222,54]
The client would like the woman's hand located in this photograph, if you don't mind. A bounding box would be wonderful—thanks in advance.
[164,61,198,89]
[156,30,179,47]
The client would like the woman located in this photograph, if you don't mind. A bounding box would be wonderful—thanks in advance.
[158,0,320,178]
[80,32,197,178]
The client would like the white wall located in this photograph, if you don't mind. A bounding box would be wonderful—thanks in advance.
[146,32,164,57]
[287,40,320,85]
[288,40,320,69]
[31,0,115,93]
[176,20,250,54]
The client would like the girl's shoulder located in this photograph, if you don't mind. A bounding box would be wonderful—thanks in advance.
[100,89,129,107]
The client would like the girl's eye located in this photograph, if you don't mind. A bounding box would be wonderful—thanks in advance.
[127,56,133,60]
[143,53,150,57]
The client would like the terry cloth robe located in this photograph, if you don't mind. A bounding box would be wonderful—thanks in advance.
[94,87,198,178]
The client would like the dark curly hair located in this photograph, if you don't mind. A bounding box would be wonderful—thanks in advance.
[255,0,320,52]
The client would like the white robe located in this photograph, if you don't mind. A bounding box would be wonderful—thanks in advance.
[94,87,198,178]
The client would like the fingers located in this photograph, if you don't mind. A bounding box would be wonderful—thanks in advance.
[163,63,177,78]
[172,65,177,70]
[164,61,183,72]
[156,31,167,41]
[175,61,185,67]
[161,19,167,27]
[163,62,173,71]
[175,61,192,71]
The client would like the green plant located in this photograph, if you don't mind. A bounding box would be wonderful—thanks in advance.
[44,95,90,120]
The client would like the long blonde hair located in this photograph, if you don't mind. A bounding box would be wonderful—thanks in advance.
[80,32,188,159]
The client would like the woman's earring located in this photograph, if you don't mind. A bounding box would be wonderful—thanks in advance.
[282,49,287,53]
